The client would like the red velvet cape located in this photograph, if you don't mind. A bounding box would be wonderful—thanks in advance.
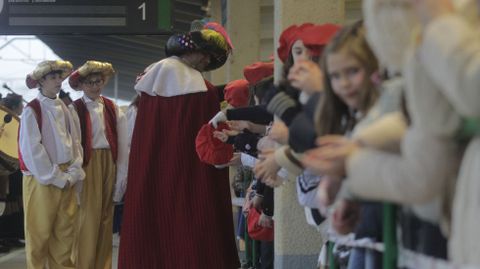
[118,82,239,269]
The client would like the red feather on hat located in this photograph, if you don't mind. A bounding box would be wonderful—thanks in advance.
[26,75,38,89]
[204,22,234,50]
[68,70,81,90]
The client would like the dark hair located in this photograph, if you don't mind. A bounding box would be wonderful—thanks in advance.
[0,93,23,111]
[38,70,63,89]
[251,76,274,105]
[315,20,379,136]
[165,30,230,71]
[281,50,320,82]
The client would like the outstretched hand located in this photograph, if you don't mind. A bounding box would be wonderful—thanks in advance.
[227,120,250,132]
[213,129,240,142]
[302,135,360,177]
[288,60,324,94]
[254,149,281,183]
[269,121,289,145]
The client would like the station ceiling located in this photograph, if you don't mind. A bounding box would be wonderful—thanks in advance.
[38,0,209,101]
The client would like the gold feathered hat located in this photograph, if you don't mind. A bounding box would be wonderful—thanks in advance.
[68,60,115,90]
[26,60,73,89]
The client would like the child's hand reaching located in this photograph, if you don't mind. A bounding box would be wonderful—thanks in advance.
[254,149,281,182]
[213,129,239,142]
[213,131,228,142]
[227,120,250,132]
[269,121,289,145]
[302,135,360,177]
[288,60,324,94]
[264,175,285,188]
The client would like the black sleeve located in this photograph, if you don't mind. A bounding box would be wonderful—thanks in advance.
[262,186,274,216]
[266,91,302,125]
[288,93,320,153]
[226,105,273,125]
[226,135,236,144]
[233,130,260,157]
[288,113,316,152]
[255,180,265,196]
[216,84,225,102]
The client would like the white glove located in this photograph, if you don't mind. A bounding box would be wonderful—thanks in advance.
[113,179,127,203]
[208,111,227,128]
[113,171,128,203]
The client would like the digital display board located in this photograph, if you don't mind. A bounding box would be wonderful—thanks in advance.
[0,0,172,34]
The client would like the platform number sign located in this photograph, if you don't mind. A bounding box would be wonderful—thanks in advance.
[138,2,146,21]
[0,0,172,35]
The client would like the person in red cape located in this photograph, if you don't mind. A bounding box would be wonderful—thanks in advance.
[118,22,240,269]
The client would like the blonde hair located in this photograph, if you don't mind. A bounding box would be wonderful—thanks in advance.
[315,21,379,136]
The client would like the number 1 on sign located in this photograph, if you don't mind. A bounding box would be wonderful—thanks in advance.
[138,2,146,21]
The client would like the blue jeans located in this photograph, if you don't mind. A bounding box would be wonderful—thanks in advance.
[347,248,381,269]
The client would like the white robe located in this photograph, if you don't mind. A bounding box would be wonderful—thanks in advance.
[420,5,480,264]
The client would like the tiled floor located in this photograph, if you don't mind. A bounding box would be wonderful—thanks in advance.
[0,246,120,268]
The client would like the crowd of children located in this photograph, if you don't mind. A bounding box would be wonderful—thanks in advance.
[201,0,480,268]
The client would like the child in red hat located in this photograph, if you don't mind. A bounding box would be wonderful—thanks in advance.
[196,79,251,167]
[68,60,129,269]
[255,23,341,188]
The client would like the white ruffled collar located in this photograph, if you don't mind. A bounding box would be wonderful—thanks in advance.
[134,56,208,97]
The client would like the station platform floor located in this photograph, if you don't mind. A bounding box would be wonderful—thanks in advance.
[0,242,120,268]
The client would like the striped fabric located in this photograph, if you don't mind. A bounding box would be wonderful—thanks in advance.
[118,83,240,269]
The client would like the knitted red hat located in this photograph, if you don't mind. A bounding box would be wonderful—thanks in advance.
[247,208,274,241]
[243,61,274,86]
[195,123,234,165]
[224,79,250,108]
[277,23,314,63]
[298,24,341,57]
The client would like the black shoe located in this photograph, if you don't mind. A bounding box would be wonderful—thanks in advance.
[0,238,24,248]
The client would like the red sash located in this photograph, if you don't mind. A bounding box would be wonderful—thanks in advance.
[74,96,118,167]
